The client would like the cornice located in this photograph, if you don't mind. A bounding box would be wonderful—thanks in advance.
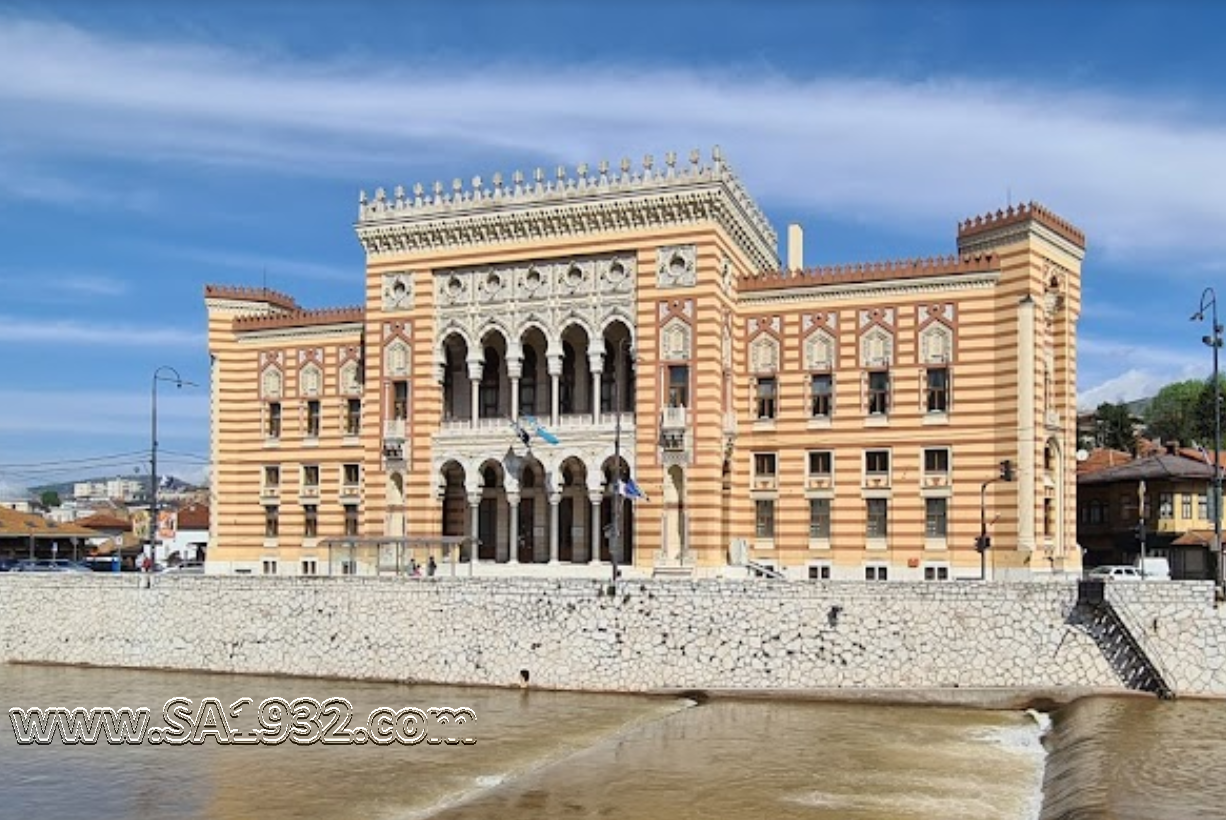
[739,272,1001,305]
[234,323,365,344]
[353,149,780,272]
[957,221,1086,262]
[205,298,287,316]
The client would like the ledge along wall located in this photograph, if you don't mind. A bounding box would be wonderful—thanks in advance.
[1,577,1223,696]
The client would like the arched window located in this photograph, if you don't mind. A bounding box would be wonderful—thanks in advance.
[560,342,577,414]
[480,348,501,418]
[519,347,538,415]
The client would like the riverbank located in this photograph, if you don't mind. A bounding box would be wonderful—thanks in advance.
[2,574,1224,696]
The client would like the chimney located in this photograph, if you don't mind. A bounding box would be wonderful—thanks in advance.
[787,223,804,271]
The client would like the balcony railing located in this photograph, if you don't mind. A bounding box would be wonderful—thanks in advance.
[300,485,320,500]
[339,483,361,500]
[752,475,778,491]
[805,476,832,490]
[259,485,280,500]
[384,419,406,440]
[662,406,687,429]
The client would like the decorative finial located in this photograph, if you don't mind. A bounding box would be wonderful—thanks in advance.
[432,181,443,198]
[359,189,368,205]
[620,157,631,176]
[493,171,504,189]
[512,170,524,187]
[712,144,723,163]
[452,178,463,194]
[578,162,589,178]
[375,187,387,203]
[643,154,654,172]
[665,151,677,168]
[394,185,405,202]
[556,165,566,180]
[472,175,482,191]
[689,149,700,167]
[598,159,609,177]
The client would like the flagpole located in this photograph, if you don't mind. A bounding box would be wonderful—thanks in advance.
[610,339,629,591]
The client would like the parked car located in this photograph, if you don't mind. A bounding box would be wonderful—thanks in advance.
[0,558,22,572]
[160,562,205,574]
[1087,565,1143,581]
[1134,557,1172,580]
[12,559,93,573]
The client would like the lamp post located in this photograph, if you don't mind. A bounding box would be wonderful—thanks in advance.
[609,339,631,591]
[1192,289,1224,591]
[150,366,197,572]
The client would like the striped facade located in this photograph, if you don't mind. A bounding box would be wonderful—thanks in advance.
[205,149,1084,580]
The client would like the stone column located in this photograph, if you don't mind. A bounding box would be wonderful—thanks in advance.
[507,355,522,422]
[467,491,482,563]
[507,491,521,564]
[548,353,563,427]
[467,357,483,428]
[588,351,604,423]
[589,489,603,564]
[548,491,561,563]
[1018,296,1037,555]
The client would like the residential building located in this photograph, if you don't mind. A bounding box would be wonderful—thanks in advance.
[1077,447,1220,579]
[206,148,1084,579]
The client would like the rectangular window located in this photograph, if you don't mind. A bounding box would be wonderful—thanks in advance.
[865,565,888,581]
[809,498,831,539]
[866,498,888,538]
[667,365,689,408]
[1200,493,1209,520]
[262,560,277,575]
[267,402,282,438]
[865,450,890,475]
[341,560,356,576]
[755,499,775,538]
[808,450,832,476]
[301,559,317,576]
[810,373,833,417]
[264,506,279,538]
[1182,494,1193,520]
[867,370,890,415]
[1159,493,1173,519]
[926,367,949,413]
[303,464,320,488]
[343,463,360,488]
[303,505,318,538]
[925,497,948,538]
[756,377,777,419]
[345,398,361,436]
[808,564,831,580]
[264,465,280,487]
[392,380,409,421]
[924,565,950,581]
[344,504,359,536]
[754,452,777,477]
[306,400,321,438]
[924,448,949,473]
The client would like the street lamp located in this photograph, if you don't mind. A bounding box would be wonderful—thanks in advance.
[1192,289,1224,591]
[150,366,197,571]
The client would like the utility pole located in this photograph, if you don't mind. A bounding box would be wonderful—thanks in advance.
[1192,289,1223,592]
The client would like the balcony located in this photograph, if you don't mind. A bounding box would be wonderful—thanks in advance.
[923,473,950,488]
[806,475,832,491]
[661,406,687,430]
[339,483,361,502]
[259,485,280,501]
[864,473,891,489]
[300,485,320,500]
[384,419,406,440]
[434,413,635,449]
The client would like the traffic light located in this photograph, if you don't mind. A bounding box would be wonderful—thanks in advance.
[1134,521,1146,543]
[975,535,991,552]
[999,459,1015,482]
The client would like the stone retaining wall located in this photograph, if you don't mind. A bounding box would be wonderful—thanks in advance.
[1,576,1223,695]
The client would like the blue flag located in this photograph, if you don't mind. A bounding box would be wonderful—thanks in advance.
[616,478,649,502]
[522,415,559,445]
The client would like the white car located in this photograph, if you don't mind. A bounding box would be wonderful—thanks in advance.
[1087,565,1143,581]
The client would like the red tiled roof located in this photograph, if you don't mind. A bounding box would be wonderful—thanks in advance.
[1171,530,1216,547]
[1077,448,1134,475]
[1178,447,1226,467]
[203,284,298,311]
[75,513,132,531]
[0,507,98,538]
[740,253,998,293]
[176,504,209,530]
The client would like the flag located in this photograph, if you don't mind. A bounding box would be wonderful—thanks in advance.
[616,478,649,502]
[522,415,559,445]
[510,420,530,446]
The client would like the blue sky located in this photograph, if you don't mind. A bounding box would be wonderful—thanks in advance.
[1,0,1224,495]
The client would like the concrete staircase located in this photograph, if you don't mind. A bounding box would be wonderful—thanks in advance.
[1077,580,1176,699]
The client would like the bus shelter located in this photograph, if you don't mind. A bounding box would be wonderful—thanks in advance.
[316,535,480,577]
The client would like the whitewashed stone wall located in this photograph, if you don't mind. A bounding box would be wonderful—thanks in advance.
[1,576,1224,695]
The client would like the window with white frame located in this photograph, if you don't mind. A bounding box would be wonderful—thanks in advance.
[756,376,777,420]
[345,398,361,436]
[264,465,280,488]
[925,497,948,538]
[262,560,278,575]
[925,367,949,413]
[866,498,888,538]
[867,370,890,415]
[343,463,360,489]
[865,449,890,476]
[1159,493,1174,519]
[924,447,950,474]
[266,402,282,438]
[809,498,831,539]
[306,400,321,438]
[808,564,831,580]
[924,565,950,581]
[810,372,833,418]
[865,564,888,581]
[808,450,833,477]
[303,464,320,489]
[303,505,318,538]
[301,559,317,576]
[1182,493,1192,520]
[755,499,775,538]
[344,504,359,536]
[753,452,777,478]
[392,380,409,420]
[264,505,279,538]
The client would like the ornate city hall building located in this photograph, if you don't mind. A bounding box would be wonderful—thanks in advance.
[205,148,1084,580]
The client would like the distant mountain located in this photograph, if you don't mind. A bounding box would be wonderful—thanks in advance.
[28,474,199,499]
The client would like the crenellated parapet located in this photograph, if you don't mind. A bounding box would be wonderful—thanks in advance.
[232,306,366,332]
[740,253,999,293]
[354,147,780,271]
[203,284,299,311]
[957,202,1086,254]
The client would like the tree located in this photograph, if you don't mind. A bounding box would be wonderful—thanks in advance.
[1096,402,1137,453]
[1146,379,1206,447]
[1193,375,1226,450]
[39,490,61,509]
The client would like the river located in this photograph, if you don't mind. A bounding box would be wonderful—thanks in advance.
[1,665,1224,819]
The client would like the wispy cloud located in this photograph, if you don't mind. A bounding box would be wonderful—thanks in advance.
[140,245,356,284]
[1,17,1226,263]
[0,272,130,303]
[1077,334,1209,409]
[0,316,204,347]
[0,389,207,438]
